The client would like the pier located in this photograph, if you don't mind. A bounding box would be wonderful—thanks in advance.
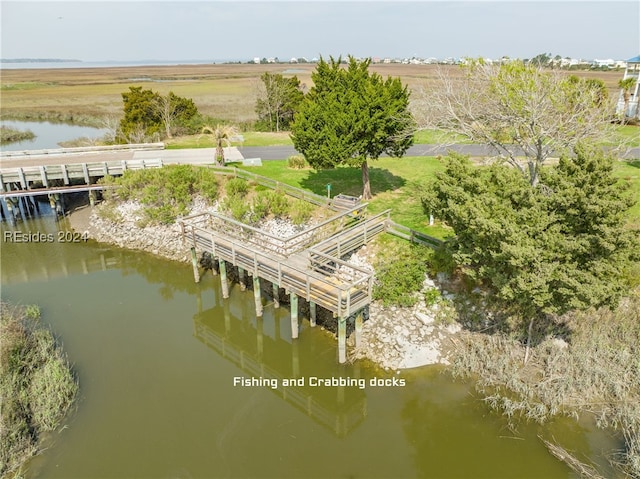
[180,204,391,363]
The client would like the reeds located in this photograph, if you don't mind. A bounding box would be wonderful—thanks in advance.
[0,302,78,478]
[449,290,640,478]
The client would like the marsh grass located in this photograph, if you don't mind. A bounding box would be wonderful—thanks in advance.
[0,126,35,145]
[449,290,640,478]
[0,302,78,478]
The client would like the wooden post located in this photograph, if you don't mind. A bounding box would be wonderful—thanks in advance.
[190,247,200,283]
[355,310,363,347]
[272,283,280,308]
[253,276,263,317]
[238,267,246,291]
[338,316,346,364]
[309,301,317,327]
[219,259,229,299]
[89,190,96,207]
[290,292,299,339]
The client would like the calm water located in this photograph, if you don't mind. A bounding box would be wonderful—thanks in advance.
[0,214,621,478]
[0,120,108,151]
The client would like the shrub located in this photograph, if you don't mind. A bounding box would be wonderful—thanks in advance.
[289,198,313,225]
[268,190,289,217]
[222,195,249,221]
[287,154,307,169]
[225,178,249,197]
[373,241,431,307]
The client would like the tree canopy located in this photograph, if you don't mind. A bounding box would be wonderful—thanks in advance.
[255,72,304,132]
[290,56,414,199]
[424,147,638,340]
[415,60,614,187]
[119,87,199,143]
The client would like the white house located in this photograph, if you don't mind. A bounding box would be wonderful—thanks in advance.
[616,55,640,119]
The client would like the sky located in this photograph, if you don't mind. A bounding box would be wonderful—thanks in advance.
[1,1,638,63]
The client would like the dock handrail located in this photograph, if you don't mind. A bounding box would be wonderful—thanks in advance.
[179,203,367,258]
[386,220,443,248]
[187,222,372,316]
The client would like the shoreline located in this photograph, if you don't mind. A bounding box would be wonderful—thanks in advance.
[67,201,460,370]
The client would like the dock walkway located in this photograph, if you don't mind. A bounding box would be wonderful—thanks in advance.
[181,205,390,363]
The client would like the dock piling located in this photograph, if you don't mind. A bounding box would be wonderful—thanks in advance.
[309,301,317,327]
[219,259,229,299]
[190,247,200,283]
[338,316,346,364]
[273,283,280,308]
[253,276,263,317]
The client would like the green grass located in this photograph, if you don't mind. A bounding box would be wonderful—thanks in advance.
[235,156,453,237]
[412,129,471,144]
[614,159,640,220]
[236,155,640,239]
[613,124,640,147]
[166,131,293,149]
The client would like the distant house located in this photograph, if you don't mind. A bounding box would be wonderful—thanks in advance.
[616,55,640,119]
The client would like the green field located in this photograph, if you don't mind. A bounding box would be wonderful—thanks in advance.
[232,156,640,239]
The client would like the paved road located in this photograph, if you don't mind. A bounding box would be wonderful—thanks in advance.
[2,144,638,170]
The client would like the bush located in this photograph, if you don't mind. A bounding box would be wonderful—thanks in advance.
[289,198,313,225]
[225,178,249,197]
[373,241,431,307]
[106,165,219,224]
[221,195,250,221]
[268,190,289,217]
[287,155,307,169]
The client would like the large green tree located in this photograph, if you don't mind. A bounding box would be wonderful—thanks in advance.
[415,60,614,187]
[425,146,638,361]
[255,72,304,132]
[291,56,414,199]
[119,87,199,143]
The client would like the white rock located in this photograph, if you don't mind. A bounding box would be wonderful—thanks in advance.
[415,312,434,326]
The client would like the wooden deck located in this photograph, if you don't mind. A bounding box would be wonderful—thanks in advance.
[182,206,383,317]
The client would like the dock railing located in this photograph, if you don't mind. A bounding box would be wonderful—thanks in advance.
[186,222,372,316]
[179,202,367,259]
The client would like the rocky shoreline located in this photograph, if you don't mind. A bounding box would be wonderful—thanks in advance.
[68,200,461,370]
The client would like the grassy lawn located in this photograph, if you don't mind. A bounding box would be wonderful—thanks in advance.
[166,131,294,148]
[614,159,640,220]
[232,155,640,240]
[234,156,452,237]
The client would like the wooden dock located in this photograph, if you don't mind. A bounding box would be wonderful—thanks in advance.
[181,206,389,363]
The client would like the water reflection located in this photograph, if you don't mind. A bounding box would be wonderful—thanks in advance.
[194,295,368,438]
[0,120,108,151]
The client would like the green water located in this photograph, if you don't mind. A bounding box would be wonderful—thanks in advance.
[1,215,621,478]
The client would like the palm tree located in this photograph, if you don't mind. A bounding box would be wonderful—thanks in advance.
[200,124,239,166]
[618,77,637,122]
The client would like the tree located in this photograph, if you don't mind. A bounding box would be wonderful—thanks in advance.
[255,73,304,132]
[414,60,615,187]
[119,87,199,142]
[618,77,637,122]
[425,147,638,361]
[200,124,239,166]
[291,56,413,199]
[155,91,199,139]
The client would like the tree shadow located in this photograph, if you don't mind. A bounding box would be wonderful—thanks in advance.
[626,159,640,169]
[299,165,406,197]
